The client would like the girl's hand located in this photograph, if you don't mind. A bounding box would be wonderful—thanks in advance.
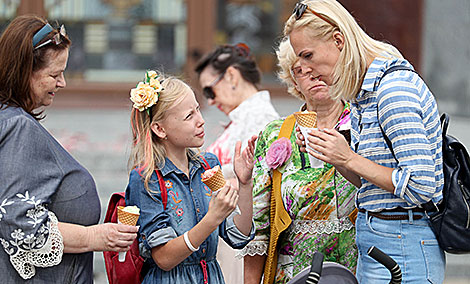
[233,135,257,185]
[207,181,239,224]
[295,126,307,153]
[306,128,354,167]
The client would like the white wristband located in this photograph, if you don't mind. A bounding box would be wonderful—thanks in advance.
[183,231,199,252]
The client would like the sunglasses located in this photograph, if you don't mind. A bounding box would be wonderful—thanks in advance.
[202,71,226,100]
[33,24,66,50]
[292,2,335,26]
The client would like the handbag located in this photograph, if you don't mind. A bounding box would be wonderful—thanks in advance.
[423,113,470,253]
[378,66,470,254]
[102,170,167,284]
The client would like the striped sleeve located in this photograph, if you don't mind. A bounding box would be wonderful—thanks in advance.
[377,70,443,205]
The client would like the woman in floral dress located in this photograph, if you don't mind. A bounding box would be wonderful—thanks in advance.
[242,39,358,284]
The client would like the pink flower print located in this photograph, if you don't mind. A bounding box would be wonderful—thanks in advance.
[265,137,292,169]
[176,208,184,216]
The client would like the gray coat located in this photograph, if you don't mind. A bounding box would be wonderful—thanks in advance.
[0,106,100,283]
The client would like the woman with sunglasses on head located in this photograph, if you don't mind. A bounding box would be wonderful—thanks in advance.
[285,1,445,283]
[0,15,137,282]
[125,70,256,284]
[195,43,279,283]
[243,38,357,284]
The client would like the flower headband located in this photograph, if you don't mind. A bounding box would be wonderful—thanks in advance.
[130,70,164,115]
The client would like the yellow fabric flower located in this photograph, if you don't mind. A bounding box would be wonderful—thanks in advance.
[147,70,158,79]
[148,77,163,92]
[130,82,159,111]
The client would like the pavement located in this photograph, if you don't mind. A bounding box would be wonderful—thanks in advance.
[41,95,470,284]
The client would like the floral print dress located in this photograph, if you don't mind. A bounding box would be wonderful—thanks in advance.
[241,103,358,284]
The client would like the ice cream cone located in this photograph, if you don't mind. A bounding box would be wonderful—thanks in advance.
[294,111,317,128]
[202,166,226,192]
[117,206,139,226]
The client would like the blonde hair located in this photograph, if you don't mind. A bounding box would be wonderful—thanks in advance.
[284,0,403,101]
[276,38,305,101]
[129,71,193,191]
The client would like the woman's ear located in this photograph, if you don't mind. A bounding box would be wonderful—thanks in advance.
[226,66,240,89]
[150,122,167,140]
[333,31,345,51]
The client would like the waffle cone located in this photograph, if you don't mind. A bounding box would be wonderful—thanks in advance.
[117,206,139,226]
[202,167,226,192]
[294,111,317,128]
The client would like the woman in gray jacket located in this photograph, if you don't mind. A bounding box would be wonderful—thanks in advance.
[0,15,137,283]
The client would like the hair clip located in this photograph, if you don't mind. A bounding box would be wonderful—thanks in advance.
[130,70,164,114]
[235,42,250,57]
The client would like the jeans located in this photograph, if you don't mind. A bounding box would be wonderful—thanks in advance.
[355,210,445,283]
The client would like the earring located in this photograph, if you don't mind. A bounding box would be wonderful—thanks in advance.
[232,85,235,90]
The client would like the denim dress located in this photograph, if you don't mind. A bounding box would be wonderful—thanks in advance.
[125,152,254,284]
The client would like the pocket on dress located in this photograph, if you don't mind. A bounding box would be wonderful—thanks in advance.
[421,239,445,284]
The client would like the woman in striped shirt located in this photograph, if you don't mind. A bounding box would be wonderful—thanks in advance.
[284,1,445,283]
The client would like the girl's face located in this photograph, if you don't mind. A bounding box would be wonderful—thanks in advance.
[198,66,241,115]
[30,48,68,109]
[289,27,341,86]
[158,90,205,150]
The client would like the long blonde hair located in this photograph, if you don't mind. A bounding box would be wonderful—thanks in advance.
[276,38,305,101]
[129,71,193,190]
[284,0,403,101]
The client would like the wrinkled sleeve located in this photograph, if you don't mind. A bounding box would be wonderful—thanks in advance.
[0,115,64,279]
[239,121,282,257]
[377,74,443,205]
[219,211,255,249]
[125,170,177,259]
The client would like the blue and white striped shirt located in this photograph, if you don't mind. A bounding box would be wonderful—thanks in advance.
[351,56,443,211]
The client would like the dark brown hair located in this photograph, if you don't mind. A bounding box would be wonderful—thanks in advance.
[194,43,261,86]
[0,15,71,120]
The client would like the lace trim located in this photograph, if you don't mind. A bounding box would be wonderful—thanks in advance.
[287,217,354,235]
[236,241,268,258]
[1,212,63,279]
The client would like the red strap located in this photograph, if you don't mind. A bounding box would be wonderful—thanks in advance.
[155,169,167,210]
[200,259,208,284]
[200,156,210,170]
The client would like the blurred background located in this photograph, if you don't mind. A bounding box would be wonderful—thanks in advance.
[1,0,469,283]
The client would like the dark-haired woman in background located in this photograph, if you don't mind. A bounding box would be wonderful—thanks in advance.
[195,43,279,283]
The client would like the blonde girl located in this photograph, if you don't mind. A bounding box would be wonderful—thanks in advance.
[125,70,256,284]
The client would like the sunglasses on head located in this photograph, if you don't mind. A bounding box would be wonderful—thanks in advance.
[292,2,335,26]
[33,23,66,50]
[202,71,226,100]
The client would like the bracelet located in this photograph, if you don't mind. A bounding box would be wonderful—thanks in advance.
[183,231,199,252]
